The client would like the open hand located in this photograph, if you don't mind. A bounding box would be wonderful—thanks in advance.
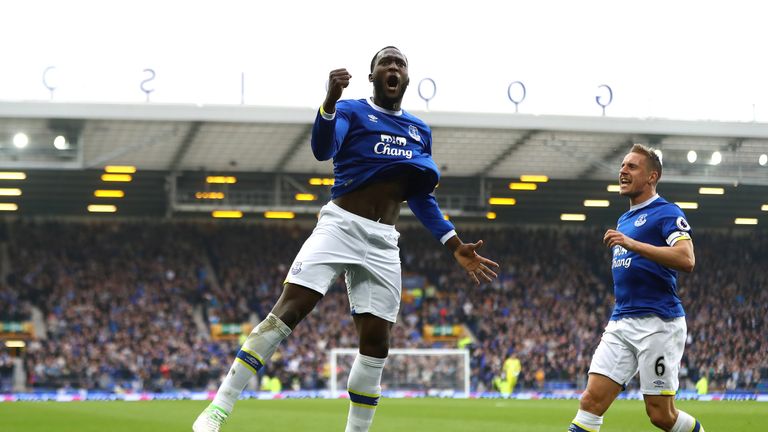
[453,240,500,285]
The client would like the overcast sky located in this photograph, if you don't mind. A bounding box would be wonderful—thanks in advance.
[2,0,767,122]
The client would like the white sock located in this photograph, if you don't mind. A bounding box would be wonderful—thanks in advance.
[571,409,603,431]
[211,313,291,413]
[345,354,386,432]
[670,410,703,432]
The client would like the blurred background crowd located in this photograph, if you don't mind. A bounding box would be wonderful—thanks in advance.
[1,220,765,394]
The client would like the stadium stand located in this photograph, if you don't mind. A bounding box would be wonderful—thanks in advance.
[3,220,765,393]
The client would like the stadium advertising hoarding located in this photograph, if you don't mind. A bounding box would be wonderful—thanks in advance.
[2,390,766,403]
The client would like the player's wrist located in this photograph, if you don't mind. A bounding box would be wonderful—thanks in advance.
[320,103,336,120]
[444,235,461,253]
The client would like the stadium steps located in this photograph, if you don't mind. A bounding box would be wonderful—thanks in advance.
[192,250,223,340]
[12,357,25,392]
[193,305,211,340]
[30,306,47,340]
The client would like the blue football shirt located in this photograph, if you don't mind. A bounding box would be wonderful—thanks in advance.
[610,194,693,320]
[311,98,456,243]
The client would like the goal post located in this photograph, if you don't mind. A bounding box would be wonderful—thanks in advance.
[329,348,471,398]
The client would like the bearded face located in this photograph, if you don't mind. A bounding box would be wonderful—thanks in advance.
[370,48,409,109]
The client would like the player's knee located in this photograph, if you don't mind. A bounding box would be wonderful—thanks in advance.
[645,405,676,430]
[273,309,302,329]
[647,413,675,430]
[360,340,389,358]
[579,389,608,416]
[271,284,322,329]
[358,335,390,358]
[271,298,313,329]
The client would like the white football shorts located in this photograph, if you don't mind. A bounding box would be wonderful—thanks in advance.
[589,315,686,395]
[284,201,402,323]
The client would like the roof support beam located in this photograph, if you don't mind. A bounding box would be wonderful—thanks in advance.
[273,124,313,172]
[579,137,637,178]
[476,130,537,177]
[168,122,202,172]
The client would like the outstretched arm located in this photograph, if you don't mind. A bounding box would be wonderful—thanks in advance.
[408,194,500,285]
[311,68,352,161]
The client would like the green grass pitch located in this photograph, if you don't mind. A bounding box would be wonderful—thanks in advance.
[1,398,765,431]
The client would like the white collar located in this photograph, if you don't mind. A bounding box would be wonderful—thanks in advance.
[629,193,660,212]
[367,98,403,116]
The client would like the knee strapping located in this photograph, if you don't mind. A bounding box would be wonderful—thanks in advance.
[241,313,292,365]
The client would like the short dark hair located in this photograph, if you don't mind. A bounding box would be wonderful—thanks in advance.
[631,143,663,181]
[370,46,406,72]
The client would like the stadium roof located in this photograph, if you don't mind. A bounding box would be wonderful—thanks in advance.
[0,101,766,227]
[1,101,767,183]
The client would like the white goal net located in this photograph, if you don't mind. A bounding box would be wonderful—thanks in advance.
[329,348,471,398]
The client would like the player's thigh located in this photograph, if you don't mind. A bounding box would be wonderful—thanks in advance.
[635,317,686,395]
[589,320,639,389]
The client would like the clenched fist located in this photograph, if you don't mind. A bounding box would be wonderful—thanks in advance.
[323,68,352,114]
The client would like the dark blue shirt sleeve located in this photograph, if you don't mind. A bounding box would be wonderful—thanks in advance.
[407,194,457,244]
[310,107,350,161]
[660,205,693,246]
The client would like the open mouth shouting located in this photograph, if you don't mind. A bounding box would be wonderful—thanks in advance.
[619,176,632,193]
[385,74,400,92]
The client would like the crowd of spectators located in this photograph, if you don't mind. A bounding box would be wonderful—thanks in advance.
[401,227,768,392]
[7,221,211,392]
[0,282,32,322]
[3,220,765,393]
[677,231,767,391]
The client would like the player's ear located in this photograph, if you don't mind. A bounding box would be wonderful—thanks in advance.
[368,73,373,82]
[649,171,658,184]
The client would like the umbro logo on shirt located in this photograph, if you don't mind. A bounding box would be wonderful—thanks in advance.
[368,115,378,123]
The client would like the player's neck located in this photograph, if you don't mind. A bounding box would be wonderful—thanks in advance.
[371,96,402,112]
[629,189,658,208]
